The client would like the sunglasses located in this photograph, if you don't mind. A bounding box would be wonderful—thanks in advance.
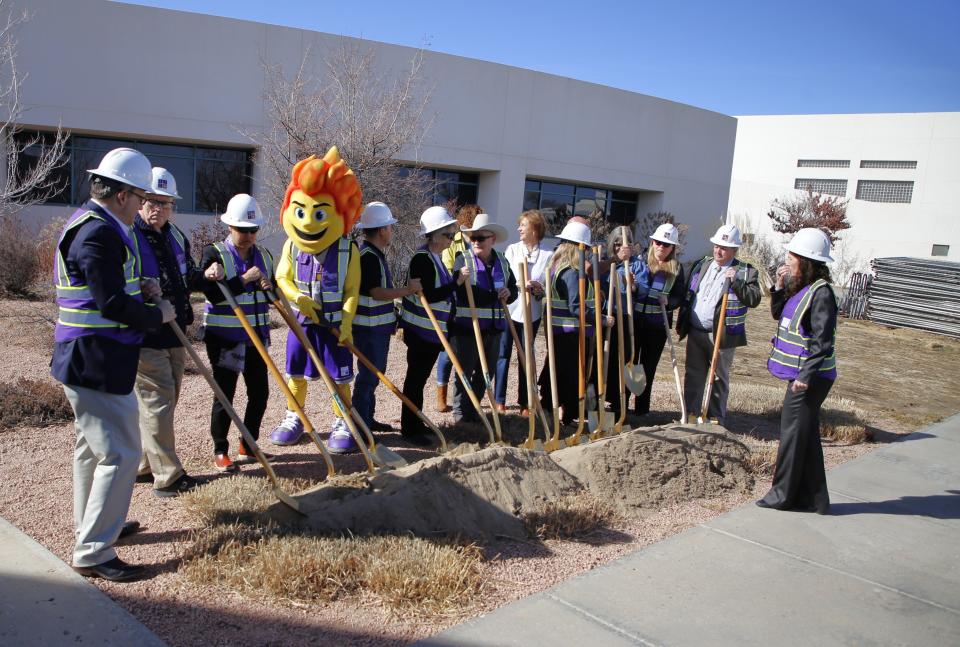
[653,240,673,247]
[469,235,494,243]
[439,232,456,240]
[233,226,260,234]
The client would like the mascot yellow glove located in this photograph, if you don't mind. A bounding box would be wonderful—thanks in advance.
[294,295,323,325]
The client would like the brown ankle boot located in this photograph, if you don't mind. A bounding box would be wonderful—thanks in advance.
[437,385,451,412]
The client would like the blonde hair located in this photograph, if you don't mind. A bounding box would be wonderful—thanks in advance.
[548,242,582,277]
[646,242,679,278]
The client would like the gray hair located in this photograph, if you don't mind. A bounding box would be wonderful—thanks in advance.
[89,175,126,201]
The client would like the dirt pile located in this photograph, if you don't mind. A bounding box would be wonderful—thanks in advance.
[274,446,582,539]
[552,425,754,517]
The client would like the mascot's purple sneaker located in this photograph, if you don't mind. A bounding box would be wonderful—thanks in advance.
[327,418,358,454]
[270,411,304,446]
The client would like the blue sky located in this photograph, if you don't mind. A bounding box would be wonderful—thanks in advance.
[122,0,959,115]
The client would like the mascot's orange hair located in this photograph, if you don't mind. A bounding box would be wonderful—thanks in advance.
[280,147,362,231]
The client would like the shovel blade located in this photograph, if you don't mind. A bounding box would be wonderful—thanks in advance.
[273,487,304,515]
[373,445,408,469]
[624,365,647,396]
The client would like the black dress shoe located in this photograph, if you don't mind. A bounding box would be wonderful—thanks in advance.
[73,557,145,582]
[118,520,141,538]
[755,499,775,509]
[154,474,202,498]
[368,419,392,432]
[135,473,154,484]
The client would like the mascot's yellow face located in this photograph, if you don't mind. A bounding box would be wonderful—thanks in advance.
[282,189,344,254]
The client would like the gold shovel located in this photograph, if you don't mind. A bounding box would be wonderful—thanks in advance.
[266,289,408,470]
[542,265,563,452]
[216,282,376,475]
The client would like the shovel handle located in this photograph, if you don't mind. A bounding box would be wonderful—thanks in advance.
[215,281,339,477]
[418,292,497,445]
[463,259,504,441]
[701,278,731,422]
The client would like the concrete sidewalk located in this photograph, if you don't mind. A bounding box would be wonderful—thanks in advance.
[0,517,166,646]
[420,414,960,646]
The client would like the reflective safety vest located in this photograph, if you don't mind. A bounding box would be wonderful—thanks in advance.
[355,241,397,334]
[202,240,274,345]
[637,271,676,323]
[54,207,146,345]
[399,246,453,344]
[548,264,595,337]
[288,238,352,327]
[767,279,837,381]
[452,250,511,332]
[689,257,748,336]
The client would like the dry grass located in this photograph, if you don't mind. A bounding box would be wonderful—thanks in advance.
[179,472,489,619]
[0,377,73,431]
[727,382,872,444]
[744,443,778,476]
[523,492,619,540]
[180,526,487,618]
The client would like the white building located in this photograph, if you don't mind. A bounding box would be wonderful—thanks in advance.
[10,0,737,259]
[728,113,960,267]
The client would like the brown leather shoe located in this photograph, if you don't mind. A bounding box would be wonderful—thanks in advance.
[495,404,507,414]
[520,408,530,418]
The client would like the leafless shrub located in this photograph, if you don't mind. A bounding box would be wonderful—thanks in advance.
[0,377,72,431]
[634,211,689,256]
[0,215,38,297]
[242,41,436,281]
[188,219,228,263]
[0,2,69,220]
[523,492,618,540]
[744,443,778,476]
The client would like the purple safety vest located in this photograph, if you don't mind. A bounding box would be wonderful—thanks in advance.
[399,246,454,344]
[202,239,273,345]
[355,241,397,334]
[54,204,147,345]
[689,257,748,336]
[767,280,837,382]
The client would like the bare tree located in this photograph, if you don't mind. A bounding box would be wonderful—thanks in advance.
[632,211,689,257]
[0,1,68,220]
[242,41,436,279]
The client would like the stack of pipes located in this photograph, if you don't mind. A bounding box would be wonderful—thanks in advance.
[867,257,960,338]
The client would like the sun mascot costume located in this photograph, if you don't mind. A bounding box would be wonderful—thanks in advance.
[269,147,363,453]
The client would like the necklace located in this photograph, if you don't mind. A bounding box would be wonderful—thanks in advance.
[525,244,540,264]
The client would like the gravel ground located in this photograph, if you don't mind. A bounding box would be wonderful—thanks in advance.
[0,298,950,646]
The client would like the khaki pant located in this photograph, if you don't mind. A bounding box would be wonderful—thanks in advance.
[64,385,140,567]
[134,347,186,488]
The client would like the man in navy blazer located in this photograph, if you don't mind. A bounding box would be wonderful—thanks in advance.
[52,148,175,582]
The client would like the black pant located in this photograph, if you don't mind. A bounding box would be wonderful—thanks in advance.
[400,332,442,436]
[538,331,597,424]
[760,377,833,513]
[632,317,668,414]
[205,337,269,455]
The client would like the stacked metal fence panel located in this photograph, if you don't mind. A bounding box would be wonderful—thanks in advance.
[867,257,960,338]
[840,272,872,319]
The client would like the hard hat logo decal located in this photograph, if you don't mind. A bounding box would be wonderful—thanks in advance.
[247,211,256,219]
[722,234,729,241]
[158,178,168,189]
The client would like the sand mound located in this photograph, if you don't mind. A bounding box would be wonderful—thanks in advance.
[551,425,754,517]
[273,446,582,540]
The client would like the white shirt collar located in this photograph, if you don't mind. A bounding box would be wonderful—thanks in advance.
[91,199,133,234]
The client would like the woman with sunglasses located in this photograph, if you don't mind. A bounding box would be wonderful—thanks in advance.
[398,206,470,445]
[449,214,518,424]
[631,223,686,416]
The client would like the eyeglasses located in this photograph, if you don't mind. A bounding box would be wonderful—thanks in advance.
[127,190,148,206]
[232,226,259,234]
[469,235,494,243]
[146,198,175,211]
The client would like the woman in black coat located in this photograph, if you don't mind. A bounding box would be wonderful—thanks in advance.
[757,228,838,514]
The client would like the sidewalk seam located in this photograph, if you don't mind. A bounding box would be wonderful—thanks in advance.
[702,525,960,616]
[545,592,662,646]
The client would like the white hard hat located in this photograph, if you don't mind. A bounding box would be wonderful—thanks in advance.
[419,205,456,235]
[149,167,181,199]
[461,213,509,243]
[785,228,834,263]
[650,223,679,246]
[709,223,742,248]
[556,220,591,246]
[87,147,152,191]
[220,194,265,228]
[357,201,397,229]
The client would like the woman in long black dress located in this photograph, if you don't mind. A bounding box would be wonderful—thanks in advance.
[757,228,838,514]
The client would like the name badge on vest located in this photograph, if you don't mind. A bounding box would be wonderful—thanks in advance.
[780,317,791,330]
[218,343,246,372]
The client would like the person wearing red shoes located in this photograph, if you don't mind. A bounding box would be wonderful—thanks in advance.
[199,194,275,473]
[53,148,176,582]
